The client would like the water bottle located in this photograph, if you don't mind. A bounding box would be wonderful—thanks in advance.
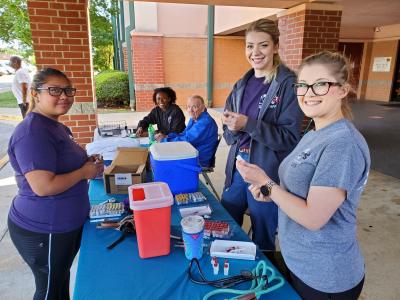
[148,124,155,144]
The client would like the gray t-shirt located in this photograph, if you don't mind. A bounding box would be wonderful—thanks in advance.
[278,118,370,293]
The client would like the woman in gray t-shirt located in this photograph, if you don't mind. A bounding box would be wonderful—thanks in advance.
[236,51,370,299]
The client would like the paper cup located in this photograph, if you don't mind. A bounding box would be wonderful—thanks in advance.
[181,215,205,260]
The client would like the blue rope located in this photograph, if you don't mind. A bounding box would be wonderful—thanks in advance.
[203,260,285,300]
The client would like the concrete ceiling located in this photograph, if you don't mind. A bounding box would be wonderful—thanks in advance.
[135,0,400,29]
[134,1,300,9]
[319,0,400,29]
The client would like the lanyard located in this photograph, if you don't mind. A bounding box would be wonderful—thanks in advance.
[188,258,285,300]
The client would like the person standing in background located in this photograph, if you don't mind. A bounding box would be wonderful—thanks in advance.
[10,56,31,118]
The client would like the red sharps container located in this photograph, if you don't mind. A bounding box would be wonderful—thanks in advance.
[128,182,173,258]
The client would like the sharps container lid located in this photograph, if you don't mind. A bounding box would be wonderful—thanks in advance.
[129,182,173,211]
[150,141,198,160]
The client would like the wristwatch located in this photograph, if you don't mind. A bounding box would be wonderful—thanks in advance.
[260,180,276,197]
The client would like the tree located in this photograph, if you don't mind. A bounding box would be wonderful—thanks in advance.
[0,0,117,70]
[0,0,33,57]
[89,0,118,71]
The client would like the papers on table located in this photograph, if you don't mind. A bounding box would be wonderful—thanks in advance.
[178,205,212,218]
[86,137,140,161]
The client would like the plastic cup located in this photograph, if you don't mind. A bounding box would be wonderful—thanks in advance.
[181,215,205,260]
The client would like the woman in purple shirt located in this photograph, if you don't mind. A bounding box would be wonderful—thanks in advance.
[7,68,103,300]
[221,19,303,250]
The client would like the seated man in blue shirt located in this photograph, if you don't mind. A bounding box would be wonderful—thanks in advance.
[155,95,218,167]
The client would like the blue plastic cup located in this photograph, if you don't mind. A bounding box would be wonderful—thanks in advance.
[181,216,205,260]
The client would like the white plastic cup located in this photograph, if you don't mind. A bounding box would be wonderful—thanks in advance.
[181,215,205,260]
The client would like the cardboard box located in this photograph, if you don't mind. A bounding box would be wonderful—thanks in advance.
[103,147,148,194]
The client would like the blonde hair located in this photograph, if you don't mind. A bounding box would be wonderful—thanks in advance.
[246,19,281,83]
[298,51,354,120]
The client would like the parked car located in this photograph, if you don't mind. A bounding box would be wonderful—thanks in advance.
[23,62,36,73]
[0,61,15,75]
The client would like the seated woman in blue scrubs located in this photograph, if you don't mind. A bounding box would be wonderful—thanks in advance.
[155,95,218,167]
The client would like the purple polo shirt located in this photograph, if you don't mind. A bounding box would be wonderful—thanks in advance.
[238,75,270,149]
[8,112,89,233]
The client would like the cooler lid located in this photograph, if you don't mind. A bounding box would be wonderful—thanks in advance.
[149,141,198,160]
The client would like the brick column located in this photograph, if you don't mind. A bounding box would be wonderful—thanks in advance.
[122,43,128,72]
[278,3,342,133]
[27,0,96,146]
[131,33,165,111]
[278,3,342,71]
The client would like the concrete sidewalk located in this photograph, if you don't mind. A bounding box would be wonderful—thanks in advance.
[0,108,22,122]
[0,107,399,299]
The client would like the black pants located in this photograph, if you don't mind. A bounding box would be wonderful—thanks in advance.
[8,218,83,300]
[290,270,365,300]
[18,103,28,118]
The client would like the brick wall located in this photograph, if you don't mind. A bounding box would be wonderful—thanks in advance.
[302,9,341,58]
[131,34,165,111]
[122,44,128,73]
[59,114,98,144]
[278,6,342,71]
[163,37,207,107]
[278,13,304,69]
[130,35,250,109]
[27,0,96,146]
[278,4,342,133]
[213,37,249,107]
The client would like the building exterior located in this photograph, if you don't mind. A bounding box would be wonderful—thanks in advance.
[116,1,400,111]
[25,0,400,144]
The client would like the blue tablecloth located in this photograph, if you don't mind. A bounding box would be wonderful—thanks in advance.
[73,179,300,300]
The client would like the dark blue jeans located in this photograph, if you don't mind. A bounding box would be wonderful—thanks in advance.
[290,271,365,300]
[221,153,278,250]
[8,217,82,300]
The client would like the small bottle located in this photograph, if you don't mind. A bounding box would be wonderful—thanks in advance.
[121,125,128,138]
[213,260,219,275]
[223,259,229,276]
[148,124,155,144]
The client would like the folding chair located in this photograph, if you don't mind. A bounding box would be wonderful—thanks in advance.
[201,134,222,201]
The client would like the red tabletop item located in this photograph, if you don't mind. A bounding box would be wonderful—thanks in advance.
[132,188,145,201]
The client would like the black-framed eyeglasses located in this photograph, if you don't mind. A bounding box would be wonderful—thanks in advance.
[293,81,342,96]
[36,87,77,97]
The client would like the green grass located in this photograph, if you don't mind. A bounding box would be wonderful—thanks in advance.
[97,108,131,113]
[0,91,18,108]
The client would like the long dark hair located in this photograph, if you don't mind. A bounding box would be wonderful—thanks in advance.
[28,68,72,113]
